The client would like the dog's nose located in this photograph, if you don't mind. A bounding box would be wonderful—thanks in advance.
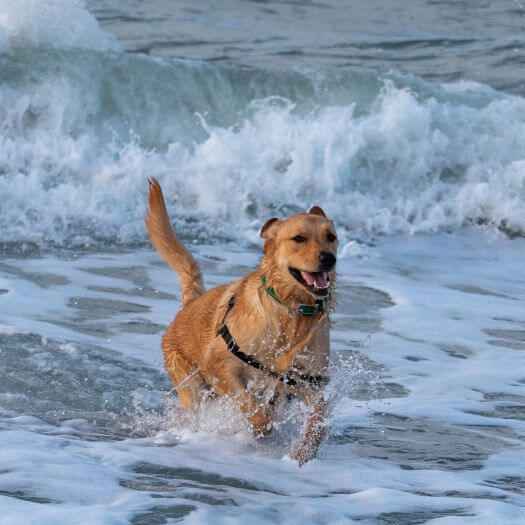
[319,251,336,270]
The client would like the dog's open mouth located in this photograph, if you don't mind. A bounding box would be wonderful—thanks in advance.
[289,268,330,296]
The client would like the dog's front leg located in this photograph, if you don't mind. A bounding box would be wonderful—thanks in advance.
[290,389,326,466]
[205,363,272,436]
[236,390,273,437]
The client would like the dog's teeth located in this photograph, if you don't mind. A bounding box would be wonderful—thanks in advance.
[301,271,315,286]
[301,270,329,289]
[312,271,329,289]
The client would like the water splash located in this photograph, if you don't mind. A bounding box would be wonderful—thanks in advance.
[0,0,119,52]
[130,340,387,459]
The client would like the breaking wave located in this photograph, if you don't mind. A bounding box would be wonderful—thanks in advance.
[1,0,524,251]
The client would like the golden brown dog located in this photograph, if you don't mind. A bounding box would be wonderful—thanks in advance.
[146,178,338,465]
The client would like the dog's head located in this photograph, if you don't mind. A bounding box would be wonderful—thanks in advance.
[260,206,338,299]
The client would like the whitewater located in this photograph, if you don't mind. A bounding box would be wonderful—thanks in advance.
[0,0,524,523]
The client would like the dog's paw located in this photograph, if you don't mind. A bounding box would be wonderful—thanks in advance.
[290,443,316,467]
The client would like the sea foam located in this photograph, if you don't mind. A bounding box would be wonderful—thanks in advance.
[0,0,119,52]
[0,2,524,251]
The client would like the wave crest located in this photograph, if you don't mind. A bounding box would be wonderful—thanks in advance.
[0,0,119,53]
[0,42,524,250]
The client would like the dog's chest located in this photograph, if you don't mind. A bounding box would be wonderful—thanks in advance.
[243,318,326,375]
[245,320,309,359]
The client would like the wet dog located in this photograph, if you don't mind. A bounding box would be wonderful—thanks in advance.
[146,178,337,464]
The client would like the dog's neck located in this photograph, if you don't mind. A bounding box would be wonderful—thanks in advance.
[257,258,329,312]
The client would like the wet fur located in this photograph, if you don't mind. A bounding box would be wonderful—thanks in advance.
[146,178,338,465]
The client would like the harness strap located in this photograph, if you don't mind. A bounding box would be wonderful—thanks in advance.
[217,295,328,389]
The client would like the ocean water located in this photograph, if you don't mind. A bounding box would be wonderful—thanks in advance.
[0,1,524,523]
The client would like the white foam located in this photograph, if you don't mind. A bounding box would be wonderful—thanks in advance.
[0,0,119,52]
[1,235,525,522]
[1,63,525,249]
[0,323,17,335]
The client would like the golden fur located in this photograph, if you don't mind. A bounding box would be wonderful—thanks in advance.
[146,178,338,465]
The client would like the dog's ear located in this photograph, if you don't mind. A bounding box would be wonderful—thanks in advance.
[308,205,326,218]
[260,217,280,239]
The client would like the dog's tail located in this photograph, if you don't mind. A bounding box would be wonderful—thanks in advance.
[146,178,204,306]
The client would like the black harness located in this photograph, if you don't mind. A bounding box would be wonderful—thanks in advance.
[217,295,328,389]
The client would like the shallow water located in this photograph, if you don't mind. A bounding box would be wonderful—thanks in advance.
[1,233,525,523]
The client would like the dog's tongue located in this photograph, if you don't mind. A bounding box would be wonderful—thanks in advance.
[301,271,328,289]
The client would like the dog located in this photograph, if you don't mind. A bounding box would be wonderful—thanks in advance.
[146,178,338,465]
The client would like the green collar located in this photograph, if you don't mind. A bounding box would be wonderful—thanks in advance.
[260,274,330,316]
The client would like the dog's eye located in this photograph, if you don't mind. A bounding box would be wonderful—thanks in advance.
[292,235,306,243]
[327,233,337,242]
